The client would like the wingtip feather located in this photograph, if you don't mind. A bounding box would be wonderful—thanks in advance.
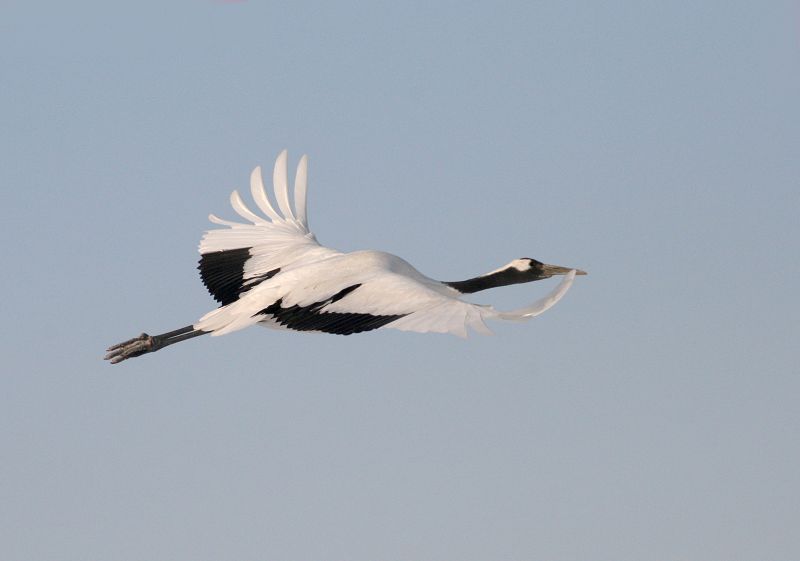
[230,189,267,224]
[496,270,577,321]
[250,165,281,221]
[294,154,309,227]
[273,149,295,220]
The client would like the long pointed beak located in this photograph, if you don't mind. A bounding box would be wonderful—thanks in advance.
[542,264,588,276]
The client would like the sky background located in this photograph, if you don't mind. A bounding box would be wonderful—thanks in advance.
[2,1,798,560]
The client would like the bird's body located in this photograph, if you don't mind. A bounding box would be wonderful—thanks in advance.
[198,249,489,338]
[105,150,585,364]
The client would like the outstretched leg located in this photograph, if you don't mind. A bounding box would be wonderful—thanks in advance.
[104,325,207,364]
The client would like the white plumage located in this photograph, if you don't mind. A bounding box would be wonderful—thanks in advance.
[196,150,576,337]
[105,150,584,363]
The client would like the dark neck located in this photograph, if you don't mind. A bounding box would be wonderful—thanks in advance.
[444,269,536,294]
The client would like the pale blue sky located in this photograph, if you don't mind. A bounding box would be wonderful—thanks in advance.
[2,2,798,560]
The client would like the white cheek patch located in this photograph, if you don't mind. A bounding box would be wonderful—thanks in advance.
[508,258,531,271]
[484,258,531,276]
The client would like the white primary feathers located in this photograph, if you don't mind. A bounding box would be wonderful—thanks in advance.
[105,150,585,364]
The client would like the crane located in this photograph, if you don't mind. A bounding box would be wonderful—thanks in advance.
[105,151,586,364]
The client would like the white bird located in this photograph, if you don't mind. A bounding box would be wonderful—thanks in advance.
[105,150,586,364]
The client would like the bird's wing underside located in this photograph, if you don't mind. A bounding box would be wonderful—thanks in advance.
[193,266,486,338]
[198,150,341,306]
[194,263,577,338]
[320,269,578,337]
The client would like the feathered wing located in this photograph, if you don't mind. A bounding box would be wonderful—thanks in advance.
[194,151,577,338]
[195,256,577,338]
[322,269,578,337]
[197,150,341,307]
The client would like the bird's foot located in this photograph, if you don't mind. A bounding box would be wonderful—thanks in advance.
[104,333,156,364]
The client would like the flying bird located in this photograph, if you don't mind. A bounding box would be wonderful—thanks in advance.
[105,151,586,364]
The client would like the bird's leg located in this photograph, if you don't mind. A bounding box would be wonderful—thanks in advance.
[104,325,207,364]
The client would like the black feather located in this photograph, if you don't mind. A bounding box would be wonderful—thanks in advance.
[198,248,279,306]
[254,284,406,335]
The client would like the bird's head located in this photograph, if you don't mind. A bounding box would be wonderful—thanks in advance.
[444,257,587,294]
[503,258,588,282]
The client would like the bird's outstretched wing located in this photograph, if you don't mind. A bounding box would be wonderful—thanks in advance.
[321,268,578,337]
[196,152,577,338]
[198,150,341,306]
[194,250,577,338]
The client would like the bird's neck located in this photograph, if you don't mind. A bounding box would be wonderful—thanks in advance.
[444,269,532,294]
